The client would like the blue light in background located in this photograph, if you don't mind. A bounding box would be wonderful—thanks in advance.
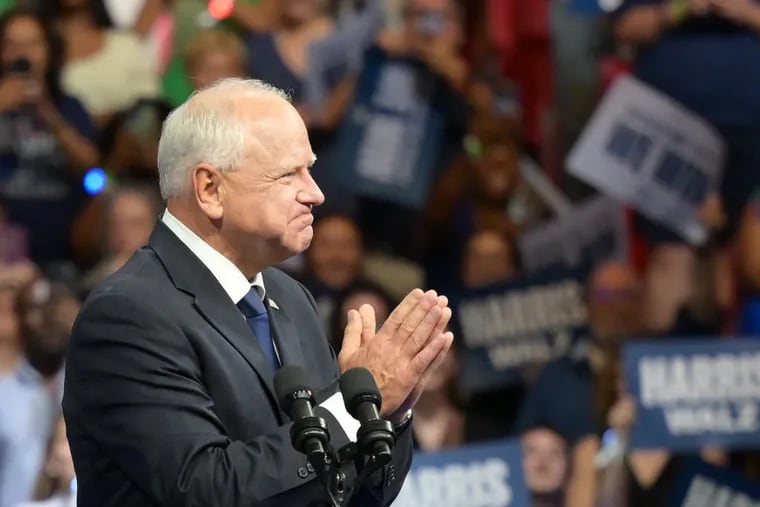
[83,168,107,195]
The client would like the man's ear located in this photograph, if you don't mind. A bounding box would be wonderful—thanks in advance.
[193,163,224,220]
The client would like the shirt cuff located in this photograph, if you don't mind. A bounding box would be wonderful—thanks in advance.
[320,391,361,442]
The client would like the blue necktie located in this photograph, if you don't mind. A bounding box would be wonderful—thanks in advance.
[237,288,279,370]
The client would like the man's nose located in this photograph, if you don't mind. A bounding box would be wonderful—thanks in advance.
[300,170,325,206]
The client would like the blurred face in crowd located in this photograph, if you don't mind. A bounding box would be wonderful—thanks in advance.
[189,50,243,90]
[0,288,19,346]
[279,0,322,26]
[588,261,643,341]
[107,190,155,259]
[189,50,245,91]
[203,96,324,270]
[45,418,75,490]
[18,279,80,377]
[404,0,460,48]
[340,291,390,332]
[57,0,90,11]
[521,428,569,495]
[1,15,48,82]
[641,244,696,333]
[462,230,515,289]
[308,216,363,289]
[468,117,521,204]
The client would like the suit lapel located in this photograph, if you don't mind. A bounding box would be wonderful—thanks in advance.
[193,292,278,405]
[268,299,305,369]
[264,275,306,369]
[148,221,279,410]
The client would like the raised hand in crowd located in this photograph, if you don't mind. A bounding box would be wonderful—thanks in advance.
[607,393,636,439]
[709,0,760,30]
[0,260,38,291]
[0,75,30,112]
[405,2,467,90]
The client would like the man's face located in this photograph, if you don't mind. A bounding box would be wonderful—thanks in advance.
[308,216,362,289]
[521,428,568,494]
[219,100,325,265]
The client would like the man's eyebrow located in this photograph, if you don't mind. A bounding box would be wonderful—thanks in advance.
[282,154,317,173]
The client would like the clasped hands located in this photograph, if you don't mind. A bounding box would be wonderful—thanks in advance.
[338,289,454,425]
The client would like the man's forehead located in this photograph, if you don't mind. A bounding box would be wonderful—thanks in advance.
[244,116,314,168]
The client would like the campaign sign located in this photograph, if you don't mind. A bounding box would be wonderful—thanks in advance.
[567,75,725,245]
[624,339,760,451]
[328,48,445,209]
[568,0,616,13]
[669,459,760,507]
[394,439,530,507]
[518,195,627,275]
[455,269,590,392]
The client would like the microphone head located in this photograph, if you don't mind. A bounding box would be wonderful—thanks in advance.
[274,365,314,418]
[339,367,382,417]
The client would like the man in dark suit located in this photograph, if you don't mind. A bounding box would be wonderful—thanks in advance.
[62,78,454,506]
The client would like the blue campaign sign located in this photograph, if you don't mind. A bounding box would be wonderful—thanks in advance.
[669,459,760,507]
[568,0,626,14]
[327,47,446,209]
[393,439,530,507]
[568,0,605,13]
[624,339,760,451]
[453,268,590,393]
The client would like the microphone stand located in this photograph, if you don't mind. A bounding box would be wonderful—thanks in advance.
[290,415,346,507]
[326,418,396,507]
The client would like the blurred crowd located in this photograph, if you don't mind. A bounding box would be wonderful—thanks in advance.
[0,0,759,506]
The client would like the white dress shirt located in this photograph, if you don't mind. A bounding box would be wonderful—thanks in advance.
[14,491,76,507]
[161,210,360,440]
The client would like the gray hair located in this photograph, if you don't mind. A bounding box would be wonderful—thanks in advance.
[157,78,291,200]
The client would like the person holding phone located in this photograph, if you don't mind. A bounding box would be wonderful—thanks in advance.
[0,8,98,266]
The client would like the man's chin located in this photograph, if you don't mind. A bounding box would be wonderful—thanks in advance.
[281,232,313,257]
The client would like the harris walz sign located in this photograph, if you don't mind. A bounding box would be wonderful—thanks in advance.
[454,269,590,393]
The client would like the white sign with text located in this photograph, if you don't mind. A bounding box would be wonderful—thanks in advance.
[567,76,725,245]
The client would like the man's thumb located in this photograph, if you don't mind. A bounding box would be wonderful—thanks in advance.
[339,309,361,362]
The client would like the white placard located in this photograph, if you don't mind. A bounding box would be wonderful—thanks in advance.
[567,76,725,245]
[518,195,627,274]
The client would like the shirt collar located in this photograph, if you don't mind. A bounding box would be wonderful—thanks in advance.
[161,209,265,304]
[13,359,44,386]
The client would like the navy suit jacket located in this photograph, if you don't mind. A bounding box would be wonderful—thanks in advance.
[63,221,412,506]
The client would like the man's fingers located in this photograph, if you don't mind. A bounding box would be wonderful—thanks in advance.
[338,309,362,363]
[409,331,451,378]
[417,331,454,387]
[358,304,376,345]
[393,289,438,341]
[382,288,424,335]
[433,307,452,339]
[401,302,443,356]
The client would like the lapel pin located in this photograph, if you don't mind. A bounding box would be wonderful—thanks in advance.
[268,298,279,310]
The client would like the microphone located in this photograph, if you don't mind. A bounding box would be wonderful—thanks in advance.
[339,368,394,470]
[274,365,330,467]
